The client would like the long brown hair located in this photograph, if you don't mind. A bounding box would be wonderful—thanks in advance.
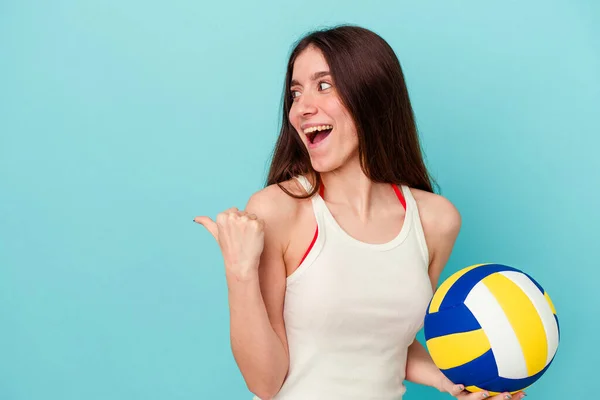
[266,24,438,197]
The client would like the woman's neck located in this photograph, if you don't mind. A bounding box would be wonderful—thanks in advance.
[319,158,390,220]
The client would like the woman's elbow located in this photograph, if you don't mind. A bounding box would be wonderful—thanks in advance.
[247,382,280,400]
[246,370,287,400]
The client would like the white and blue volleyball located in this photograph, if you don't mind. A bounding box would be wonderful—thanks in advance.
[424,263,560,395]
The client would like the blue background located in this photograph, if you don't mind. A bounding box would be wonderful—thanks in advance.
[1,0,598,398]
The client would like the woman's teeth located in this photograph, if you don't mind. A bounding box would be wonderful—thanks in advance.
[303,124,333,134]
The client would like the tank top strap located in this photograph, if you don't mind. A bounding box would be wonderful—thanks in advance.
[399,185,430,267]
[290,175,327,280]
[294,175,314,194]
[398,184,414,207]
[294,175,326,198]
[292,174,328,220]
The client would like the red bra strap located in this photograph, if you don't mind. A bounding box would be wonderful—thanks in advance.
[392,184,406,210]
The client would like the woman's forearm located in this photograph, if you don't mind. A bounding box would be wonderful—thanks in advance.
[405,338,452,392]
[227,273,289,399]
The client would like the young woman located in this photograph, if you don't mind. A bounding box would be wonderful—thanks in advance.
[195,25,526,400]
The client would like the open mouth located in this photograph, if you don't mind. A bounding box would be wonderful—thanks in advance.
[304,124,333,145]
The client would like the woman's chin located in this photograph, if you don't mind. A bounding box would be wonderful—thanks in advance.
[310,157,341,174]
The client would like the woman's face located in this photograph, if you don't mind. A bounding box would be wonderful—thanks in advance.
[289,45,359,173]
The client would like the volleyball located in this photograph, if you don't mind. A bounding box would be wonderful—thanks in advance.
[424,263,560,395]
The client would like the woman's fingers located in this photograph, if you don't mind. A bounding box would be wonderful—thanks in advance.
[469,391,525,399]
[447,384,466,397]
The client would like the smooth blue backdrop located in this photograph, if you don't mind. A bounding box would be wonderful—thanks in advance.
[1,0,598,398]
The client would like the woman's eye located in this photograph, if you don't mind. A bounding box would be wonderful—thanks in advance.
[291,90,301,99]
[319,82,332,90]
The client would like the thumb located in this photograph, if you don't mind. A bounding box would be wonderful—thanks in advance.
[193,216,218,241]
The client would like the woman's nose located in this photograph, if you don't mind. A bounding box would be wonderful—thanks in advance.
[297,93,318,116]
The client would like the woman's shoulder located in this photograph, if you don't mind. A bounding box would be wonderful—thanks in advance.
[408,187,461,237]
[245,177,310,223]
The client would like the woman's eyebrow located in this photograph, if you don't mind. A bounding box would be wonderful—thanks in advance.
[291,71,331,87]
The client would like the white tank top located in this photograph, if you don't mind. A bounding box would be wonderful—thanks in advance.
[255,175,434,400]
